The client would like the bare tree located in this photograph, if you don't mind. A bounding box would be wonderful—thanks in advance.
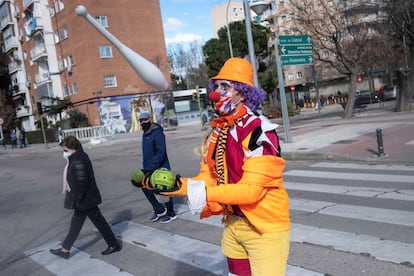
[290,0,402,118]
[385,0,414,111]
[168,41,208,90]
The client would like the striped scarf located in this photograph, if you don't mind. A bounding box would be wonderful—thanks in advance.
[207,106,247,185]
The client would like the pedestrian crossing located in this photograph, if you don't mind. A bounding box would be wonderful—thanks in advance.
[25,162,414,275]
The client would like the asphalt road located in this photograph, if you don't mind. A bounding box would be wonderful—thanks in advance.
[0,116,413,275]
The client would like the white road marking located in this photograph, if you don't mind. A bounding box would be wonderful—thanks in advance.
[289,198,414,227]
[285,182,414,201]
[113,221,226,275]
[175,204,414,265]
[284,170,414,183]
[310,162,414,171]
[25,241,132,276]
[111,220,322,276]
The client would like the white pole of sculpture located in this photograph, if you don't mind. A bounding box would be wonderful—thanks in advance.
[75,5,168,91]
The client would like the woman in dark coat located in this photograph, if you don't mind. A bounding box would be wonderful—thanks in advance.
[50,136,120,259]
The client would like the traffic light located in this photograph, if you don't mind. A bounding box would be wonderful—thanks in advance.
[37,102,43,114]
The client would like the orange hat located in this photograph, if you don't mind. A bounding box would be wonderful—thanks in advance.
[211,57,254,86]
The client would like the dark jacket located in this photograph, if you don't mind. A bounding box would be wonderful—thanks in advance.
[66,150,102,211]
[142,123,170,172]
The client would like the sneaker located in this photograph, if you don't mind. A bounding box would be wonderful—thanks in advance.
[149,209,167,222]
[159,215,177,224]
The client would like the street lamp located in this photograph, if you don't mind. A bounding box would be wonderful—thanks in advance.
[226,0,234,57]
[243,0,259,87]
[249,1,292,143]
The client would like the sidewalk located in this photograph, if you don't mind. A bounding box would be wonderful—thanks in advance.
[2,102,413,164]
[275,102,414,164]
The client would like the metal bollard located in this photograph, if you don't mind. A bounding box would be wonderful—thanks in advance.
[376,128,385,157]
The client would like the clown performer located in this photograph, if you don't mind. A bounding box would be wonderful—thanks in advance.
[163,57,290,276]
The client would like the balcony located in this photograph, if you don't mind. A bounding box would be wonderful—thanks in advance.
[0,1,13,6]
[0,13,13,31]
[11,83,29,96]
[39,97,53,107]
[3,36,20,53]
[23,0,38,10]
[8,60,22,74]
[30,46,47,62]
[35,72,51,85]
[16,105,31,118]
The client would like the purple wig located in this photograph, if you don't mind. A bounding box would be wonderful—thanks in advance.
[209,80,266,112]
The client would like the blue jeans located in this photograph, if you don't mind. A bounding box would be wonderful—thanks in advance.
[142,188,175,217]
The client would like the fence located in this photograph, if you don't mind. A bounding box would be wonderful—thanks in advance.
[62,125,112,143]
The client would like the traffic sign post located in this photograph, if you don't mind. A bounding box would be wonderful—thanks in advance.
[279,35,313,66]
[0,118,4,142]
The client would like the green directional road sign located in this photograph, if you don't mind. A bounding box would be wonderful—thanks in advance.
[368,69,388,77]
[279,35,312,46]
[280,45,313,55]
[279,35,313,66]
[281,55,314,66]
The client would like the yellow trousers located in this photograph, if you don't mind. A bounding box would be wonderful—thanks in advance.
[222,215,290,276]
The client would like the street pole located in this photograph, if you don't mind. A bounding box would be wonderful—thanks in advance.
[313,65,321,118]
[195,86,206,130]
[0,121,4,143]
[226,0,234,58]
[249,1,291,143]
[37,105,49,150]
[243,0,259,87]
[272,24,292,143]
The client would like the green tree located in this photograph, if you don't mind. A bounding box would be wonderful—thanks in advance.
[46,98,73,121]
[67,110,89,128]
[203,20,270,79]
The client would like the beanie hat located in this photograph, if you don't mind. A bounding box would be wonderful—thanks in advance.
[139,112,151,120]
[211,58,254,86]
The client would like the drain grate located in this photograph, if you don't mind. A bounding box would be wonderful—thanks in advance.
[333,139,359,144]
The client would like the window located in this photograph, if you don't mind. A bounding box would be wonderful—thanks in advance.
[71,83,78,95]
[63,85,69,97]
[54,1,60,13]
[288,73,294,81]
[49,5,55,17]
[62,26,69,39]
[99,46,113,58]
[95,16,108,28]
[55,26,69,43]
[297,71,303,79]
[104,75,117,87]
[59,0,65,11]
[174,100,190,112]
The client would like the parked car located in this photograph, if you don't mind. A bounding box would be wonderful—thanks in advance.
[383,85,397,101]
[354,90,378,105]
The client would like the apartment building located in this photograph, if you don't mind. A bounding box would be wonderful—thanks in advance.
[211,0,388,103]
[0,0,170,131]
[210,1,245,38]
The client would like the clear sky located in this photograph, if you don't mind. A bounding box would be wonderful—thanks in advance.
[159,0,236,46]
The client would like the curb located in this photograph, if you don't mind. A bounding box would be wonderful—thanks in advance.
[282,151,367,162]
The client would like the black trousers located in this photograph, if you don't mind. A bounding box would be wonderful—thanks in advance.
[62,206,118,250]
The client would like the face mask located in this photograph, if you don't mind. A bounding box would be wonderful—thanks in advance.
[63,151,72,160]
[140,122,151,131]
[215,96,242,115]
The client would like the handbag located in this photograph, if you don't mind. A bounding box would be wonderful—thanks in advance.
[64,192,75,209]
